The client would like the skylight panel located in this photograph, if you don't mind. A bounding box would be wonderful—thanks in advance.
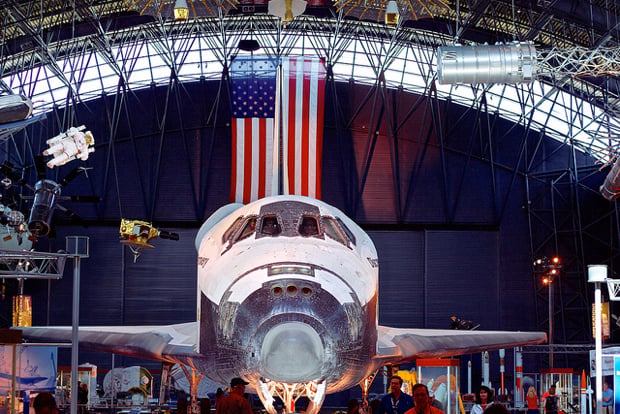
[0,25,615,157]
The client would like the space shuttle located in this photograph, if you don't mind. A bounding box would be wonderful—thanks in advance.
[17,195,546,413]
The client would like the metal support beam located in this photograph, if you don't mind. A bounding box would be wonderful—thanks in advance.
[0,250,68,279]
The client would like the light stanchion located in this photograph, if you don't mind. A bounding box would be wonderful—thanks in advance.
[534,256,562,368]
[588,264,607,414]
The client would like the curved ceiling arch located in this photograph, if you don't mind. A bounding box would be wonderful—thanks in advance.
[1,15,618,160]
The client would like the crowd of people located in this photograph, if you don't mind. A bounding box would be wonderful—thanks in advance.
[353,378,575,414]
[356,377,511,414]
[30,377,610,414]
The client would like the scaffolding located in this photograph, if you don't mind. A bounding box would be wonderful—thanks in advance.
[0,250,67,280]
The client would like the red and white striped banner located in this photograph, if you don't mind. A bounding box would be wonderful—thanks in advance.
[281,56,326,199]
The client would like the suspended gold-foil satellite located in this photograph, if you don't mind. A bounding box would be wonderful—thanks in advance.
[119,219,180,262]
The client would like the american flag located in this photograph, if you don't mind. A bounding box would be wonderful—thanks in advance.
[230,56,326,203]
[230,56,280,204]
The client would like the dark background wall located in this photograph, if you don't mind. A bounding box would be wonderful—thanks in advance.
[0,77,608,397]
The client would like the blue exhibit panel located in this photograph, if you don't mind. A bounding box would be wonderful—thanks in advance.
[614,356,620,414]
[0,345,57,392]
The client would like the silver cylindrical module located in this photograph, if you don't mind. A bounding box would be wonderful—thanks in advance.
[28,179,61,237]
[437,42,537,84]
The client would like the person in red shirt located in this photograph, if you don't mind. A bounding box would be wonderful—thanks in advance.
[526,386,539,414]
[216,378,253,414]
[404,384,444,414]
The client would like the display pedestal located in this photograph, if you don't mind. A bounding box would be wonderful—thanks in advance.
[417,359,460,414]
[540,368,576,414]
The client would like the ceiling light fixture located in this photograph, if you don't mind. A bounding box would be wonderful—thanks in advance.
[174,0,190,21]
[385,0,399,25]
[238,39,262,52]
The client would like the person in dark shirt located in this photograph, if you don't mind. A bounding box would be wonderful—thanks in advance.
[348,399,361,414]
[542,385,560,414]
[33,392,59,414]
[377,376,414,414]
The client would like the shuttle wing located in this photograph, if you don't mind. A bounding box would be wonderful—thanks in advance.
[19,323,546,368]
[375,325,546,365]
[18,322,200,363]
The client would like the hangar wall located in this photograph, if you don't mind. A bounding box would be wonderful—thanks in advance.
[0,77,606,376]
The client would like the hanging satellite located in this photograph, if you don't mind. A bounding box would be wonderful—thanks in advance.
[43,125,95,168]
[0,157,100,238]
[268,0,306,22]
[27,179,62,237]
[119,219,180,262]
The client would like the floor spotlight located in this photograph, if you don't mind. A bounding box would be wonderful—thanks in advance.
[437,42,537,84]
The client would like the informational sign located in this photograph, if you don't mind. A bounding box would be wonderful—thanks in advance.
[592,302,611,340]
[590,350,615,377]
[417,359,460,414]
[0,346,57,392]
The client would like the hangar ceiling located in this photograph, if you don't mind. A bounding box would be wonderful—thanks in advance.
[2,1,620,153]
[1,0,620,358]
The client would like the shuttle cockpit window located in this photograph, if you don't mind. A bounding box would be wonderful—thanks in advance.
[322,217,348,246]
[336,218,356,245]
[236,216,257,242]
[222,216,245,244]
[299,216,320,237]
[260,215,281,235]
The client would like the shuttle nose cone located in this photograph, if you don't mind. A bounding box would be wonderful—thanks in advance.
[260,322,324,382]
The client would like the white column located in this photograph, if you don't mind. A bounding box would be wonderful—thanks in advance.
[468,360,472,394]
[588,264,607,414]
[482,351,490,386]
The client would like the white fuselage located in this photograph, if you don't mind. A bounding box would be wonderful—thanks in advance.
[195,195,379,392]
